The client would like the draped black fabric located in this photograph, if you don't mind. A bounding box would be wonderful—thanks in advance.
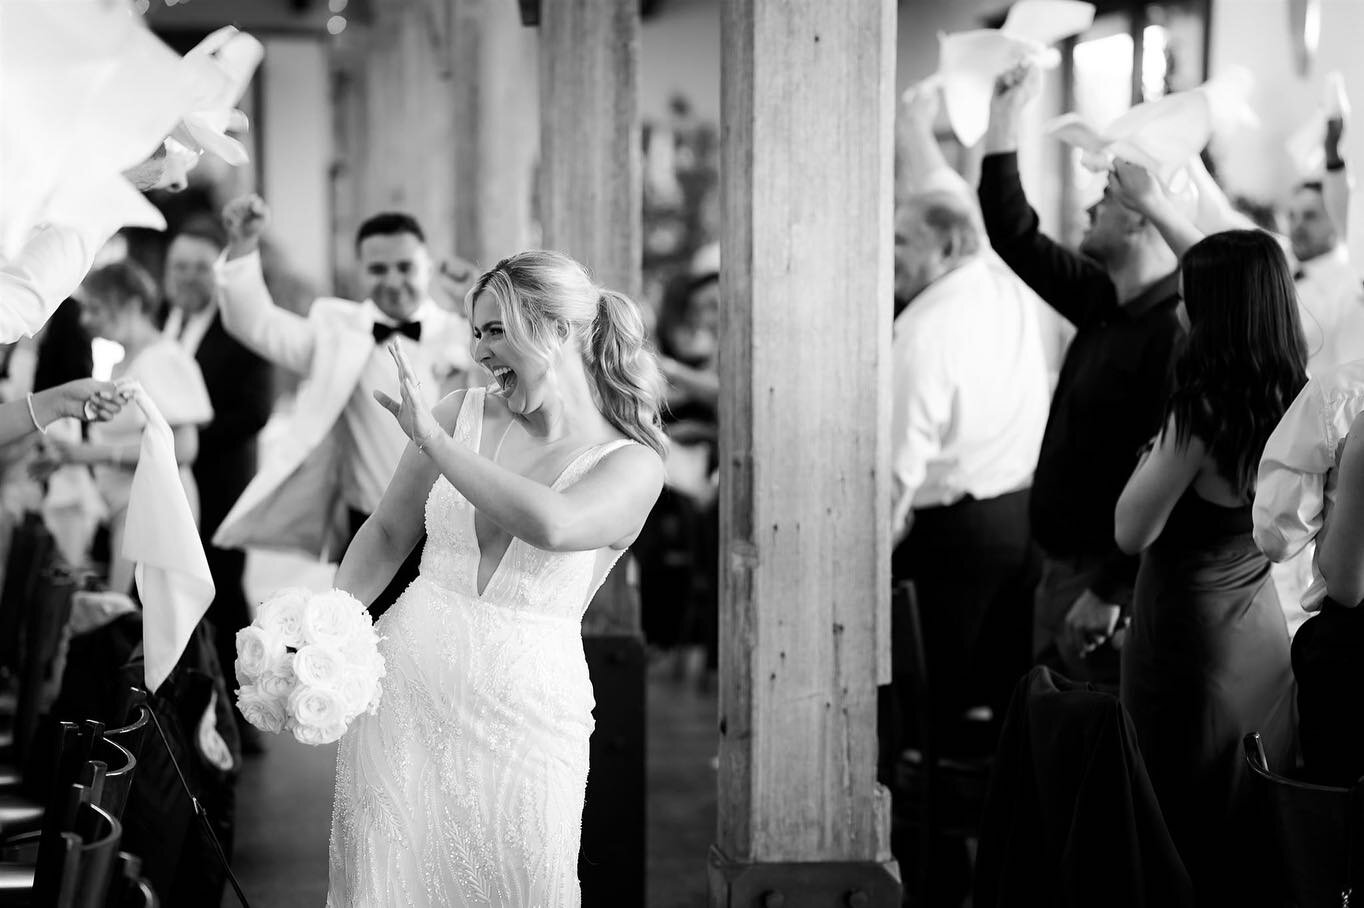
[974,666,1194,908]
[49,616,239,906]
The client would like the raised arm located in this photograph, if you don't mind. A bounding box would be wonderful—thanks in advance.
[216,194,318,375]
[381,344,665,553]
[1109,159,1205,259]
[1324,115,1352,242]
[1114,418,1204,555]
[979,64,1118,328]
[334,391,457,607]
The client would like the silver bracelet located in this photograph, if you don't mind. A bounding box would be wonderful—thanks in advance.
[25,393,46,435]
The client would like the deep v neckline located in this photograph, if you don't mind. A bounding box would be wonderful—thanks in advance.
[466,389,605,600]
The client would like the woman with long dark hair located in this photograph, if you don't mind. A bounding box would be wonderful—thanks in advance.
[1114,229,1307,902]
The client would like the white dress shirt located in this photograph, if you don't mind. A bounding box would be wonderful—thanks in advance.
[344,299,453,514]
[0,221,108,344]
[1253,358,1364,612]
[890,256,1050,536]
[1297,245,1364,377]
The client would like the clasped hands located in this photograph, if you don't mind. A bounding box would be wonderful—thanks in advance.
[1062,589,1127,660]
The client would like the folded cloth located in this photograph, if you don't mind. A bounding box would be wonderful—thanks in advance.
[121,381,215,693]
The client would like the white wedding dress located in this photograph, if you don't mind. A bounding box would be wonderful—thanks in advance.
[327,388,634,907]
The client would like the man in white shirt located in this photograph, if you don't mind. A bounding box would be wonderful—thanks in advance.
[1288,177,1364,377]
[213,195,473,615]
[889,187,1049,746]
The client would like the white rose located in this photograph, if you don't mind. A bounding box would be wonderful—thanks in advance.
[257,652,297,701]
[235,626,286,682]
[236,684,286,734]
[294,644,345,691]
[341,634,386,682]
[334,672,375,719]
[256,588,311,647]
[287,684,346,731]
[291,720,347,746]
[301,591,363,648]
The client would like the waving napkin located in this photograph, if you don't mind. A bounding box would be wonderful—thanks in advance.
[121,382,215,694]
[933,1,1096,147]
[1047,69,1256,190]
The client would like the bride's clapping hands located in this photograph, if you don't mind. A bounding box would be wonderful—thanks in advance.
[374,341,442,450]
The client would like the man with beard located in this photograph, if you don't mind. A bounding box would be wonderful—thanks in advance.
[212,195,472,615]
[979,63,1187,685]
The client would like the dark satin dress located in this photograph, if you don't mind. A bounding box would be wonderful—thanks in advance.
[1121,490,1294,905]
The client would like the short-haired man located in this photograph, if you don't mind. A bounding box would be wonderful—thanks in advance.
[890,183,1050,744]
[213,195,473,615]
[980,64,1187,683]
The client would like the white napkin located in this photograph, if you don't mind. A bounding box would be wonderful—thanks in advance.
[168,26,264,167]
[120,381,215,693]
[933,0,1096,147]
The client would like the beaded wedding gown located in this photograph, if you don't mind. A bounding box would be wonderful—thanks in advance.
[327,388,634,907]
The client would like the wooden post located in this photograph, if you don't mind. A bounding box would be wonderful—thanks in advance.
[536,0,642,300]
[711,1,900,904]
[450,0,539,267]
[531,3,645,904]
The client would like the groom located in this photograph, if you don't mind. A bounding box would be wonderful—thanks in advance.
[212,194,474,614]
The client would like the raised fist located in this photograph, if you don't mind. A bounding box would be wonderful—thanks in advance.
[222,193,271,254]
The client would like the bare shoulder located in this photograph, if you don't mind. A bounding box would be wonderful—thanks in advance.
[432,387,472,430]
[594,437,665,482]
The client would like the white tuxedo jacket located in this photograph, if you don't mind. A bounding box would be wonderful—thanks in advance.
[212,250,470,559]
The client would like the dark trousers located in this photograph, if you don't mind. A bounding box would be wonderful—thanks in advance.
[347,509,424,621]
[887,488,1037,755]
[1293,600,1364,786]
[203,544,251,693]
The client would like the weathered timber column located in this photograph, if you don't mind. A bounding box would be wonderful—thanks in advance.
[527,2,645,904]
[450,0,539,267]
[536,0,642,300]
[710,1,900,905]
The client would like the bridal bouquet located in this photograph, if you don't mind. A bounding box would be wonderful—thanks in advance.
[233,588,386,746]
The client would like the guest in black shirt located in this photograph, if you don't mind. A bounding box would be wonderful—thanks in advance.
[978,63,1186,684]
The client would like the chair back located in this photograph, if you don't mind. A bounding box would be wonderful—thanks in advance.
[891,581,934,766]
[1242,733,1364,907]
[108,853,158,908]
[14,565,77,763]
[92,739,135,822]
[60,799,121,908]
[104,706,149,764]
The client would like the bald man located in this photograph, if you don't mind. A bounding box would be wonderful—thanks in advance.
[889,189,1049,749]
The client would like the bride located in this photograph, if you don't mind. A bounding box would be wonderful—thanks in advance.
[326,250,666,907]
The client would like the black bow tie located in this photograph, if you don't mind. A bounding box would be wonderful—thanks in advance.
[372,320,422,343]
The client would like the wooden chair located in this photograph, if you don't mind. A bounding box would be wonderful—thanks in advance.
[888,581,993,906]
[1242,732,1364,908]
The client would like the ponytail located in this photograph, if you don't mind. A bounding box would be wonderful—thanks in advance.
[590,289,668,457]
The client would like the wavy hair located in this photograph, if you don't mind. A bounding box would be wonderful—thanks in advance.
[466,251,667,456]
[1165,229,1308,498]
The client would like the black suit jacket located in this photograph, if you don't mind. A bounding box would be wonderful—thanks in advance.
[190,310,274,540]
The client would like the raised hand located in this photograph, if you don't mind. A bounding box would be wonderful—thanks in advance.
[431,256,479,311]
[373,342,443,450]
[1109,158,1167,217]
[984,60,1041,154]
[901,80,941,127]
[222,193,271,258]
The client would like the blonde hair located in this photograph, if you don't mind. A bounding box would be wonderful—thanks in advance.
[468,251,667,456]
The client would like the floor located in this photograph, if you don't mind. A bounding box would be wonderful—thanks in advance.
[227,552,717,907]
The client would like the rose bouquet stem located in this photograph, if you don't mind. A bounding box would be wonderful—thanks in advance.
[146,705,254,908]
